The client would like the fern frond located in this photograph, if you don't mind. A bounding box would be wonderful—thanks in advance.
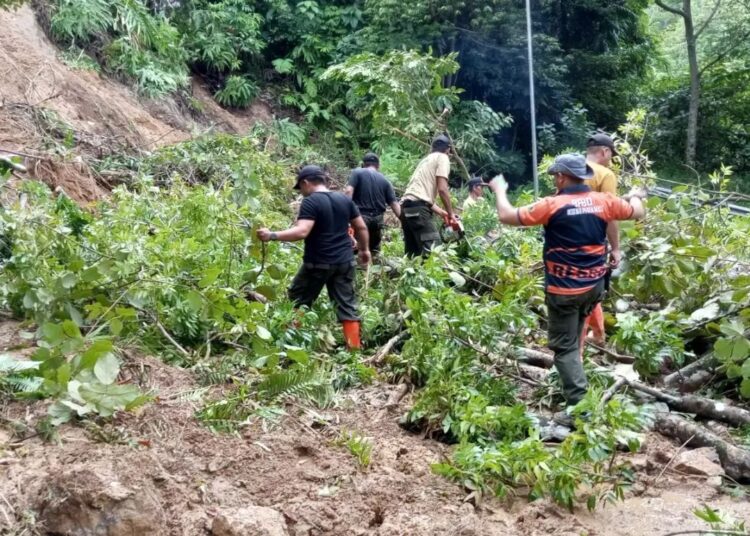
[257,367,335,408]
[2,376,43,393]
[172,386,210,402]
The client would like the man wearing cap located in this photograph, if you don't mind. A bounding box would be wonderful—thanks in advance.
[462,177,486,211]
[257,165,371,350]
[487,154,646,425]
[344,152,401,258]
[584,132,621,347]
[400,134,457,257]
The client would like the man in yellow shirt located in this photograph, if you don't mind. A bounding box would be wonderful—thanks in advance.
[400,135,457,257]
[583,133,620,347]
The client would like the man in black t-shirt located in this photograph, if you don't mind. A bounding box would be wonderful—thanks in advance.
[257,165,371,349]
[344,152,400,257]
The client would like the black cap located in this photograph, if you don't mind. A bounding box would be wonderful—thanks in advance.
[363,152,379,165]
[587,133,618,156]
[467,177,484,189]
[432,134,452,152]
[294,164,326,190]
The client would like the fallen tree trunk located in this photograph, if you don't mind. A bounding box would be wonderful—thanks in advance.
[629,381,750,428]
[663,354,716,393]
[655,413,750,482]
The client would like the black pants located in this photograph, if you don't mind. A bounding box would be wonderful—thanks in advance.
[288,263,358,321]
[362,213,384,255]
[400,201,440,257]
[546,279,606,405]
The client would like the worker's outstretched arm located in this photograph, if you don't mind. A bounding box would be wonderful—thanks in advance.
[344,185,354,197]
[488,175,521,226]
[436,176,455,221]
[256,220,315,242]
[351,216,371,265]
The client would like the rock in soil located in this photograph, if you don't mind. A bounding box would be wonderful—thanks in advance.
[211,506,289,536]
[35,462,166,535]
[674,447,724,477]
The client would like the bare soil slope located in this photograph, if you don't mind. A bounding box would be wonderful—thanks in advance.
[0,5,271,202]
[0,318,748,535]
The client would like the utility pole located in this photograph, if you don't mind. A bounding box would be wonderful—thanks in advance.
[525,0,539,199]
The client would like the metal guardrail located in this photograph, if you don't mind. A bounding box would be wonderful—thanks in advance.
[650,185,750,217]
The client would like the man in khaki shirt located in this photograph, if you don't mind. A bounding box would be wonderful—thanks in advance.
[400,135,457,256]
[583,133,620,347]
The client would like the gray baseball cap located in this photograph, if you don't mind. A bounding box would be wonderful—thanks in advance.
[547,154,594,180]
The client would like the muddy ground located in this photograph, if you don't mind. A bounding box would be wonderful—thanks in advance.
[0,317,748,536]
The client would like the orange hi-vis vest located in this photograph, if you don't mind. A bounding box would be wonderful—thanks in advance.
[517,184,633,295]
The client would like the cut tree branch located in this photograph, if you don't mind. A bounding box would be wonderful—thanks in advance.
[366,332,407,366]
[587,341,636,364]
[629,381,750,428]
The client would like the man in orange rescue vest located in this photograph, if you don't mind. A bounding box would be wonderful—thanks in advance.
[488,154,646,425]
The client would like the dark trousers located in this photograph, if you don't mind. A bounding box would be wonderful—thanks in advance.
[546,279,606,405]
[362,213,384,255]
[400,201,440,257]
[288,263,358,321]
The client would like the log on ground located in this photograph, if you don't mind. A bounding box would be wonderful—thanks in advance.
[655,413,750,482]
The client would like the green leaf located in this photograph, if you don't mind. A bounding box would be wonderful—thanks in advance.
[727,364,743,379]
[62,320,81,339]
[48,402,73,426]
[81,266,100,283]
[78,383,143,417]
[199,267,222,288]
[741,379,750,399]
[449,272,466,288]
[285,346,309,365]
[689,302,719,322]
[80,339,114,370]
[742,359,750,379]
[242,268,261,284]
[256,325,272,341]
[185,290,203,312]
[93,352,120,385]
[65,303,84,326]
[267,265,285,280]
[255,285,277,300]
[715,338,733,360]
[733,337,750,361]
[60,272,78,289]
[109,317,123,336]
[41,323,64,346]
